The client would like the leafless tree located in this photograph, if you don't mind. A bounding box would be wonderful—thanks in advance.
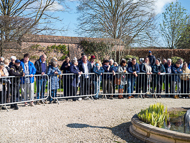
[0,0,65,56]
[77,0,157,47]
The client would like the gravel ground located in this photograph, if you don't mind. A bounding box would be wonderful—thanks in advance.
[0,97,189,143]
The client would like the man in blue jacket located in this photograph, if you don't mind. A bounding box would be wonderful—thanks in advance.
[78,55,93,97]
[171,61,183,98]
[152,59,166,98]
[127,58,140,99]
[20,53,36,106]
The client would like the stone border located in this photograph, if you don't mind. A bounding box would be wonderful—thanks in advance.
[129,108,190,143]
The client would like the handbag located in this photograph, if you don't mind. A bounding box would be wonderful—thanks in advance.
[115,77,121,85]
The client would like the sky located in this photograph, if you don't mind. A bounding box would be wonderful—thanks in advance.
[46,0,190,38]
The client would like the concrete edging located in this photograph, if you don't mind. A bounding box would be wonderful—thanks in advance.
[129,108,190,143]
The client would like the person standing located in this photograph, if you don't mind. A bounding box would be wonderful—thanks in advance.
[117,59,128,99]
[181,62,190,98]
[102,60,115,99]
[165,59,172,97]
[141,57,152,98]
[60,56,72,96]
[20,53,36,106]
[9,60,24,110]
[47,61,61,103]
[171,61,183,99]
[70,58,82,101]
[127,58,140,99]
[35,54,48,104]
[93,61,104,99]
[148,51,156,66]
[152,59,166,98]
[78,55,93,97]
[9,56,16,68]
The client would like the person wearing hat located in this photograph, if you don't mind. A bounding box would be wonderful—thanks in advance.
[9,59,24,110]
[148,51,156,66]
[152,58,166,98]
[0,62,9,110]
[102,60,115,99]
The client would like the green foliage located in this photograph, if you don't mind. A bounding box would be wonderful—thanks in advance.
[138,103,169,128]
[171,56,184,64]
[30,55,38,60]
[30,44,40,50]
[160,1,189,49]
[80,40,114,61]
[125,55,139,63]
[168,111,186,118]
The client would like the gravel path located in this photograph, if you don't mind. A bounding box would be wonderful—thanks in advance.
[0,98,189,143]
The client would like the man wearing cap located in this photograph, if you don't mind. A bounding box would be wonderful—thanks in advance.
[102,60,115,99]
[9,59,24,110]
[9,56,16,68]
[152,58,166,98]
[148,51,156,66]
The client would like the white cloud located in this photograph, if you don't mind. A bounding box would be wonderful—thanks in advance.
[47,1,64,11]
[154,0,176,14]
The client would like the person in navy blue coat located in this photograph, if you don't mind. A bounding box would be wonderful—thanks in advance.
[152,58,166,98]
[93,61,104,99]
[60,56,72,97]
[127,58,140,98]
[171,61,183,98]
[164,59,172,96]
[70,58,82,100]
[102,60,115,99]
[78,55,93,96]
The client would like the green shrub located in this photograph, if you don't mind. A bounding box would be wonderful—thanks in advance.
[125,55,139,63]
[137,103,169,128]
[171,56,184,64]
[30,55,38,60]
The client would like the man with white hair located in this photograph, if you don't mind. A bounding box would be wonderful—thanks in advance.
[0,57,4,62]
[165,58,172,96]
[35,54,48,104]
[9,56,17,68]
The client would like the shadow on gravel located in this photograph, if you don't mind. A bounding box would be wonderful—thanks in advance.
[67,122,141,142]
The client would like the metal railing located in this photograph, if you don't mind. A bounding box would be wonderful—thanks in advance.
[0,74,49,106]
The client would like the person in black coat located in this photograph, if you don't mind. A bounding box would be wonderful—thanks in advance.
[78,55,93,96]
[152,58,166,98]
[34,54,48,104]
[9,60,24,110]
[148,51,156,66]
[60,56,72,97]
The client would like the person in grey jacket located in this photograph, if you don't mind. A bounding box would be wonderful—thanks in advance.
[117,59,128,99]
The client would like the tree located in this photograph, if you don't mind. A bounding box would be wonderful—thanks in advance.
[0,0,65,56]
[177,20,190,49]
[77,0,156,46]
[160,1,189,49]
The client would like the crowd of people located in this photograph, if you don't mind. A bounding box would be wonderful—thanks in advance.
[0,51,190,110]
